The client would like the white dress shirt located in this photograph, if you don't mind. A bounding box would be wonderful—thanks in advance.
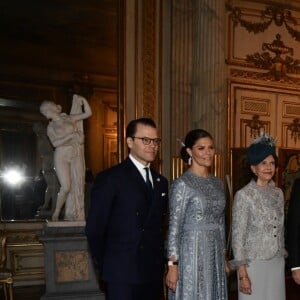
[129,154,153,185]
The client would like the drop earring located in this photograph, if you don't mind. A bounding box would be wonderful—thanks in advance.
[188,156,192,165]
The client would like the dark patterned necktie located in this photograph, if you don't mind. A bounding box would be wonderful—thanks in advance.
[144,167,153,190]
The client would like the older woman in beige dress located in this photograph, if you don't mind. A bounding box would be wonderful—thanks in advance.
[40,94,92,221]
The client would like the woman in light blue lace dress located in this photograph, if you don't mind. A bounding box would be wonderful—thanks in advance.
[166,129,228,300]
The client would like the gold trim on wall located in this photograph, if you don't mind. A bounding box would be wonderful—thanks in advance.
[104,132,118,169]
[171,154,224,181]
[171,157,186,181]
[9,247,44,277]
[141,0,157,118]
[2,223,45,285]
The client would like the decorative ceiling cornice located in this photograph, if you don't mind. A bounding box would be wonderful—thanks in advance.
[226,3,300,41]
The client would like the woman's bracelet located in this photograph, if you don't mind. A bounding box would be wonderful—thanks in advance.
[239,276,249,281]
[168,261,178,266]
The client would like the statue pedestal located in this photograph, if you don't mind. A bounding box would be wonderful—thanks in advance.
[40,221,104,300]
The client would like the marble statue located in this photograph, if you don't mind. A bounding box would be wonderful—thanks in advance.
[32,122,59,216]
[40,94,92,221]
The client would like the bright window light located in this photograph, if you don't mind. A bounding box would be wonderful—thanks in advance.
[2,168,25,186]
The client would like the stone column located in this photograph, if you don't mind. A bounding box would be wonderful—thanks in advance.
[170,0,194,153]
[191,0,227,177]
[170,0,227,178]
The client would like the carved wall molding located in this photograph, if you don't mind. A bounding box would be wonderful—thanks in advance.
[226,3,300,40]
[246,34,300,80]
[141,0,157,118]
[226,2,300,71]
[6,231,42,245]
[230,68,300,86]
[228,80,300,149]
[245,114,265,137]
[287,118,300,143]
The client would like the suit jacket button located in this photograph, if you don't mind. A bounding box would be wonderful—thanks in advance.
[136,211,139,216]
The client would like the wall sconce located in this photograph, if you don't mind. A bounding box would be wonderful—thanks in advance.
[287,118,300,144]
[246,115,264,138]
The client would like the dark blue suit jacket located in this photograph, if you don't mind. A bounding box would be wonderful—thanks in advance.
[287,177,300,269]
[85,157,168,284]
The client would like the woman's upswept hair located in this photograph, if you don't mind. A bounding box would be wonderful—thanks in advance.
[180,129,213,163]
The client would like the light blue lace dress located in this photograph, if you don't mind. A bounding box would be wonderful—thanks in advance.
[167,170,227,300]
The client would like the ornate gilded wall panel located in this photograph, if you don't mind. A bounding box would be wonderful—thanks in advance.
[282,101,300,118]
[230,83,275,147]
[141,0,157,119]
[227,1,300,191]
[280,95,300,148]
[226,2,300,70]
[85,88,117,174]
[122,0,162,171]
[9,247,44,277]
[229,80,300,149]
[241,97,270,115]
[2,221,45,286]
[239,118,271,146]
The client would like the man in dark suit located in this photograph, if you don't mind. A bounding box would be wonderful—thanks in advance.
[287,177,300,285]
[85,118,168,300]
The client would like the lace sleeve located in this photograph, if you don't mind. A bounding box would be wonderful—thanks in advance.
[230,189,250,268]
[167,179,188,260]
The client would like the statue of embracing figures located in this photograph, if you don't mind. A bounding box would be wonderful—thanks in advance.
[40,94,92,221]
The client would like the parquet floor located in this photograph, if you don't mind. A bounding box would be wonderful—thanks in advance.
[228,276,300,300]
[4,276,300,300]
